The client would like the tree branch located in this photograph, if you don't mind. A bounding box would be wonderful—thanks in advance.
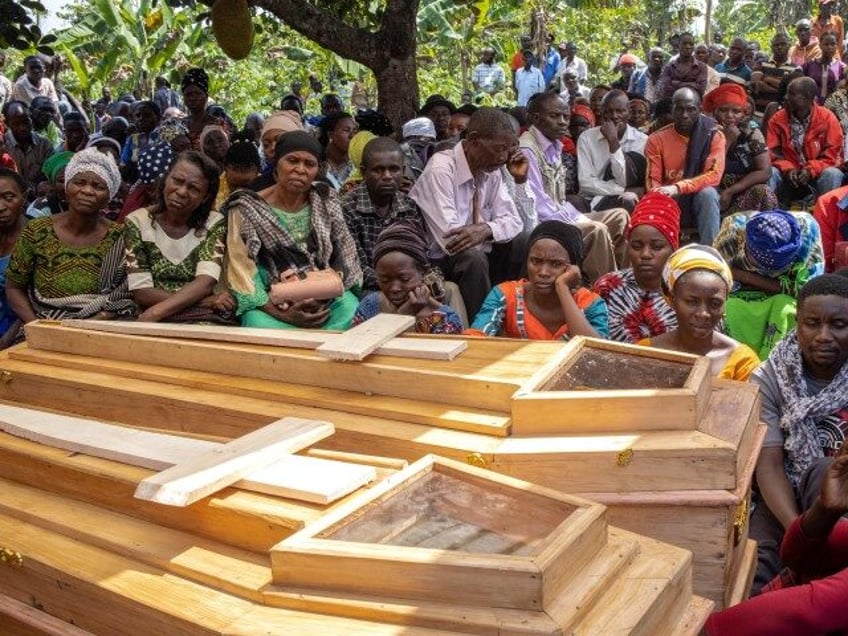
[252,0,378,66]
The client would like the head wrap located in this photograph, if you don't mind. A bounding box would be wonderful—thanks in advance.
[261,111,302,139]
[273,130,323,165]
[198,124,228,150]
[85,133,123,157]
[420,95,456,115]
[571,104,595,127]
[745,210,802,272]
[619,53,639,65]
[372,221,430,270]
[137,142,174,185]
[181,68,209,95]
[344,130,378,186]
[702,83,749,114]
[402,117,436,140]
[626,192,681,249]
[41,151,74,184]
[528,220,584,267]
[157,118,189,145]
[629,97,650,112]
[64,147,122,200]
[662,244,733,302]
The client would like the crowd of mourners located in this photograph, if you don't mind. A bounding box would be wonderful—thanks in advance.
[1,3,848,632]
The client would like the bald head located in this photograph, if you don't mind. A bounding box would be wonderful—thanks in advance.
[466,107,515,138]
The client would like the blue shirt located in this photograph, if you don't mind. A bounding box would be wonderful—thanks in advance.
[542,47,561,85]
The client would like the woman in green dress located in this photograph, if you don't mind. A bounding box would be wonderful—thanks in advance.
[123,150,233,323]
[222,130,362,329]
[5,147,135,326]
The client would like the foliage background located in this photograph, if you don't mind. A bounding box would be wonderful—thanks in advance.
[4,0,831,125]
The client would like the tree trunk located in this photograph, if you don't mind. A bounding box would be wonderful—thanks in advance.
[374,53,420,136]
[704,0,712,44]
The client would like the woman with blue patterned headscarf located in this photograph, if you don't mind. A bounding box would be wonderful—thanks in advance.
[714,209,825,359]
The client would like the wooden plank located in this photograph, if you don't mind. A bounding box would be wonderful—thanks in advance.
[726,539,757,607]
[0,593,94,636]
[24,323,513,411]
[317,314,415,361]
[58,319,467,361]
[9,347,510,437]
[134,417,334,506]
[0,404,374,504]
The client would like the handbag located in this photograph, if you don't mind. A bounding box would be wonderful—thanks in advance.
[269,268,344,304]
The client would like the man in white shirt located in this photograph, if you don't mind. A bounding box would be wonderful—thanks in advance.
[577,89,648,216]
[514,51,546,107]
[11,56,58,106]
[519,92,627,281]
[557,42,589,83]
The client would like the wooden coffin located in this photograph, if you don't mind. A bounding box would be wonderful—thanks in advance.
[0,320,765,607]
[0,407,711,635]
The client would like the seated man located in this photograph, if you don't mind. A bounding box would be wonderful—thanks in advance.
[767,76,844,208]
[577,89,647,214]
[747,274,848,597]
[706,434,848,635]
[813,184,848,272]
[520,91,628,281]
[645,87,726,245]
[342,137,425,292]
[408,107,525,318]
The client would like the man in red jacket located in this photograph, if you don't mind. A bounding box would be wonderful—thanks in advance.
[813,185,848,272]
[767,76,844,208]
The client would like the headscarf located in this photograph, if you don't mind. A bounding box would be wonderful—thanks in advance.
[181,68,209,95]
[619,53,639,65]
[198,124,228,150]
[41,151,74,184]
[528,220,584,267]
[702,83,749,115]
[571,104,595,127]
[85,133,123,157]
[401,117,437,140]
[64,147,122,199]
[661,244,733,302]
[272,130,323,165]
[745,209,802,272]
[262,111,302,139]
[345,130,378,184]
[137,142,174,185]
[372,221,429,270]
[157,118,189,145]
[626,192,681,249]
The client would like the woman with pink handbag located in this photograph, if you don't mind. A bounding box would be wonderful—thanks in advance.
[222,131,362,330]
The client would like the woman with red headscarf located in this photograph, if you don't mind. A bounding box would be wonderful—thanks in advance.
[703,83,778,213]
[592,192,680,343]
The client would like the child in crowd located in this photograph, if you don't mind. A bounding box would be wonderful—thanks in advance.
[216,137,261,209]
[351,221,463,334]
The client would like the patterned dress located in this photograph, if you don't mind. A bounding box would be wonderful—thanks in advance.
[123,208,226,293]
[720,122,778,213]
[592,268,677,344]
[352,292,463,334]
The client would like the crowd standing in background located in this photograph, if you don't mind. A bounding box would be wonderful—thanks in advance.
[1,6,848,632]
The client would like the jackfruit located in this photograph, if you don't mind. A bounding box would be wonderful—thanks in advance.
[211,0,254,60]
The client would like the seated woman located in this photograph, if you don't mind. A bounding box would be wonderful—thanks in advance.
[352,222,462,334]
[707,436,848,635]
[638,244,759,380]
[593,192,679,344]
[0,169,29,347]
[746,274,848,597]
[715,209,825,359]
[124,151,233,323]
[702,83,777,214]
[468,220,609,340]
[223,130,362,330]
[5,148,135,327]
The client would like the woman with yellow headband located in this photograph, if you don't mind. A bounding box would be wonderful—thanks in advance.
[638,244,759,380]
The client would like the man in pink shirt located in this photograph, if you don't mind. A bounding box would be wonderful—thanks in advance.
[409,107,526,317]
